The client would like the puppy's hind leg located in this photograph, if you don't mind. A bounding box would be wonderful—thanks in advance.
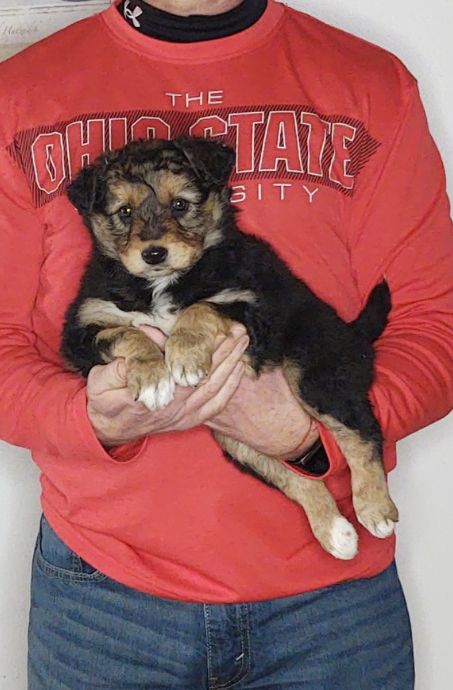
[215,433,358,560]
[316,413,398,539]
[286,358,398,540]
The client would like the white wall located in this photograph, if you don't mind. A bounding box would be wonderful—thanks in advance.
[0,1,452,688]
[284,5,453,690]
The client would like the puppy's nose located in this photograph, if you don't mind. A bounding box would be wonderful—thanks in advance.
[142,246,168,265]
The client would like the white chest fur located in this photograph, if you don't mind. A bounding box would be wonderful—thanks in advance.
[146,293,181,336]
[77,287,255,337]
[77,294,180,336]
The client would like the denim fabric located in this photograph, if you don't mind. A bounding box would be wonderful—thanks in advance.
[28,515,414,689]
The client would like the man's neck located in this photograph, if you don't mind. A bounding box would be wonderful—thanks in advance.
[142,1,243,17]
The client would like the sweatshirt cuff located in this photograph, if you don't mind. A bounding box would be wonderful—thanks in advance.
[63,386,147,464]
[280,418,397,480]
[278,421,345,480]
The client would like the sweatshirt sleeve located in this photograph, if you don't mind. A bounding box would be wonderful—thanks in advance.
[349,80,453,446]
[0,142,145,464]
[313,77,453,477]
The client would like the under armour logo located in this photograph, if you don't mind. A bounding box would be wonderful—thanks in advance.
[124,0,143,29]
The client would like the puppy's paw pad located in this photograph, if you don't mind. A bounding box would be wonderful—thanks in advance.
[329,517,359,560]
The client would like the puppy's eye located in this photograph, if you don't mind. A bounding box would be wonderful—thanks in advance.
[118,205,133,219]
[171,198,189,214]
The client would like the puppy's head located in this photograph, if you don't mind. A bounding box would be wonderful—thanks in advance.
[68,137,235,282]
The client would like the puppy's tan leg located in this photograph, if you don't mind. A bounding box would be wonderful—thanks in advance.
[314,416,398,539]
[282,360,398,540]
[96,326,174,410]
[165,302,234,386]
[215,433,358,560]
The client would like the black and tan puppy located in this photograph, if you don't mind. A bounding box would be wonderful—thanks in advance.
[62,136,398,560]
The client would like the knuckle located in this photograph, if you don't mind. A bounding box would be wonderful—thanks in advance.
[86,366,98,385]
[130,401,148,416]
[86,364,104,389]
[214,336,234,356]
[204,385,219,401]
[210,400,224,416]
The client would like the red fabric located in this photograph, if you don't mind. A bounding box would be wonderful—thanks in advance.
[0,0,452,602]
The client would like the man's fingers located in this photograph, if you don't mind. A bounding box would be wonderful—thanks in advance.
[211,333,249,372]
[199,361,245,419]
[230,323,247,338]
[87,358,127,395]
[212,323,246,349]
[138,325,167,351]
[212,334,249,377]
[187,335,248,408]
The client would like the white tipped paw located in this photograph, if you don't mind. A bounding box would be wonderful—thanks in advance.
[354,495,398,540]
[137,375,175,411]
[171,363,207,387]
[165,333,212,388]
[358,516,396,539]
[329,517,359,560]
[375,519,396,538]
[127,355,174,411]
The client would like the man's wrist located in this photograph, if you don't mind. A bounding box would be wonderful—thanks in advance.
[278,418,320,462]
[284,437,322,466]
[283,439,330,476]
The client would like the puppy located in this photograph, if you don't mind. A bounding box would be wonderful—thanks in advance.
[62,136,398,560]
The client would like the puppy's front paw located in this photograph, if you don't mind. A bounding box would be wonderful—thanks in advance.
[165,332,213,387]
[137,376,175,411]
[127,357,175,411]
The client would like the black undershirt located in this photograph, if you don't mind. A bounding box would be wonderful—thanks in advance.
[118,0,267,42]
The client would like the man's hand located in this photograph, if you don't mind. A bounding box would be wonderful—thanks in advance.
[87,326,249,447]
[206,367,319,460]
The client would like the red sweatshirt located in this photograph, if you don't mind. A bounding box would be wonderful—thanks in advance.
[0,0,452,603]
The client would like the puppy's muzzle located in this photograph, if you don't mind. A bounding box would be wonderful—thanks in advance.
[142,246,168,265]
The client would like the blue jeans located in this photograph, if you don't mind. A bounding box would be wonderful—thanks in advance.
[28,515,414,689]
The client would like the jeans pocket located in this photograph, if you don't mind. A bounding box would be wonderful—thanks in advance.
[36,514,107,583]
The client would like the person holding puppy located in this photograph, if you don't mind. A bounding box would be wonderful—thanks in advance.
[0,1,452,688]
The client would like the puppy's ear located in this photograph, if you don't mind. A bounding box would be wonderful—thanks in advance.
[67,159,108,216]
[173,137,235,187]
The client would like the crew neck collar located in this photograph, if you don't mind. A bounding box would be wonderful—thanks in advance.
[100,0,285,63]
[117,1,267,44]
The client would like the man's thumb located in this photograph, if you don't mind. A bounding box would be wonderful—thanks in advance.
[138,325,167,350]
[88,358,127,395]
